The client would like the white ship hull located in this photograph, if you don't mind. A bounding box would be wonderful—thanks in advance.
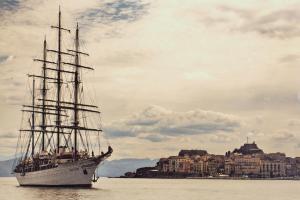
[15,158,100,187]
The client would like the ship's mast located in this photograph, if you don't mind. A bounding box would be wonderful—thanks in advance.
[41,38,47,151]
[56,8,62,150]
[31,78,35,158]
[50,8,71,150]
[73,23,80,159]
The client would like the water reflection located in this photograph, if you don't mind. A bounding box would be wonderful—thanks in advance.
[33,188,81,200]
[16,185,101,200]
[2,177,300,200]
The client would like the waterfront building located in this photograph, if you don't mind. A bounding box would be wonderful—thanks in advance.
[168,156,178,173]
[224,158,235,176]
[285,157,297,177]
[205,157,218,176]
[192,159,205,175]
[295,157,300,176]
[168,156,193,173]
[260,159,286,178]
[232,154,261,177]
[158,158,169,172]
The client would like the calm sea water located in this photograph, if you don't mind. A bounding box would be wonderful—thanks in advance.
[0,177,299,200]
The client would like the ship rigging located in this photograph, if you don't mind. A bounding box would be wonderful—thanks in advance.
[13,8,113,187]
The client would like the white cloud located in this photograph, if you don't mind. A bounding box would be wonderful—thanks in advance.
[104,105,241,140]
[272,130,296,143]
[188,2,300,39]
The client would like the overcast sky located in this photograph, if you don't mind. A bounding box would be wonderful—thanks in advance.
[1,0,300,159]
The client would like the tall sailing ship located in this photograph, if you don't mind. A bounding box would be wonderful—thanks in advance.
[13,9,113,187]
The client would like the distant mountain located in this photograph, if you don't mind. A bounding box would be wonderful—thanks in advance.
[0,159,15,177]
[97,158,158,177]
[0,156,13,161]
[0,158,158,177]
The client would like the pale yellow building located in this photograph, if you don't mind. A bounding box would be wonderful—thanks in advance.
[260,159,286,178]
[231,154,261,177]
[192,159,204,175]
[168,156,193,173]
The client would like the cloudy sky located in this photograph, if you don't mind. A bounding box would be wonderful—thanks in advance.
[1,0,300,159]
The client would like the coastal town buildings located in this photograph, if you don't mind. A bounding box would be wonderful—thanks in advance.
[132,141,300,178]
